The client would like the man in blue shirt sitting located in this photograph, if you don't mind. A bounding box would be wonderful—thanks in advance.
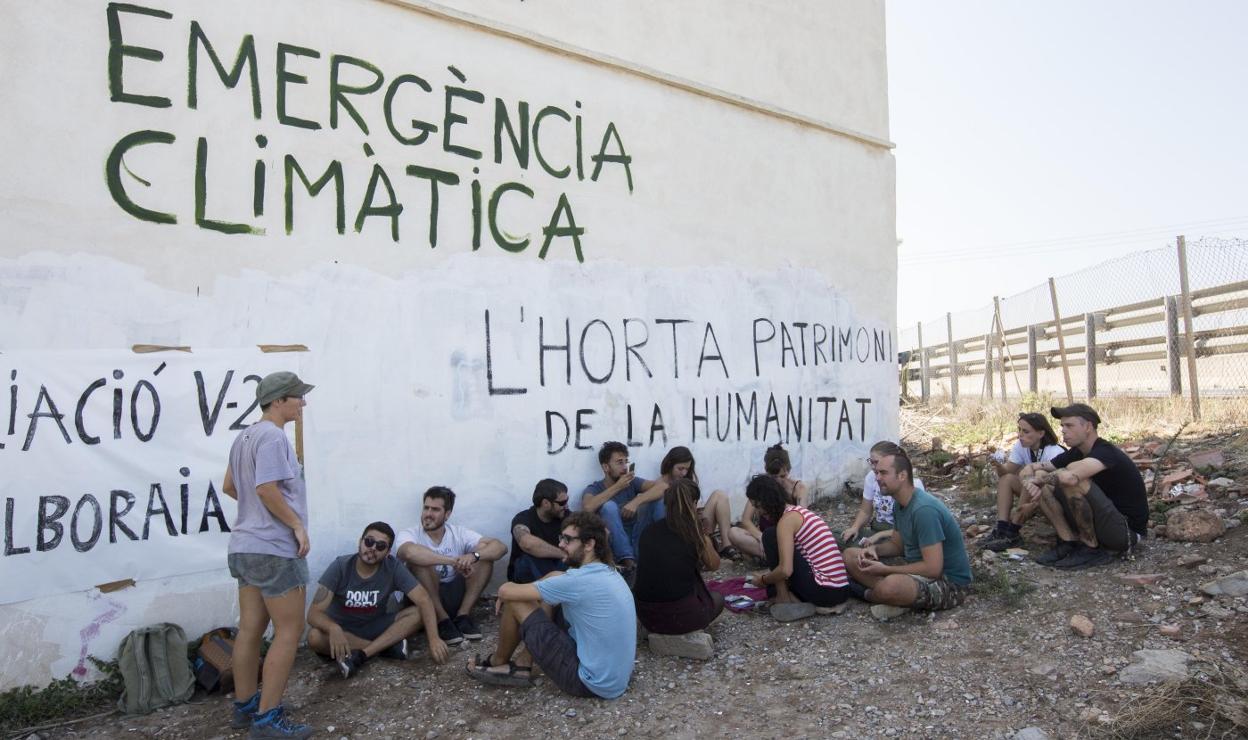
[465,512,636,699]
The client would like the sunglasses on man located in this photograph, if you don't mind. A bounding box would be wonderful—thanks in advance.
[362,536,390,551]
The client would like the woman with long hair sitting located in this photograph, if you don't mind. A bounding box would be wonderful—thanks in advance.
[727,444,808,560]
[656,446,739,560]
[745,475,848,622]
[979,412,1065,551]
[632,478,725,634]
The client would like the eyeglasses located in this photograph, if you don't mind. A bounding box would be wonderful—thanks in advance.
[553,498,569,506]
[362,536,390,551]
[558,534,586,544]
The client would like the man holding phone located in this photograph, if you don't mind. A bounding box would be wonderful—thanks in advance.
[580,441,669,575]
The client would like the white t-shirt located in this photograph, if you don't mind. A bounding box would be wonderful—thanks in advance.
[1007,441,1065,467]
[394,522,483,583]
[862,470,925,526]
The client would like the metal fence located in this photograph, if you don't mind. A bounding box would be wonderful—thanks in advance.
[898,236,1248,419]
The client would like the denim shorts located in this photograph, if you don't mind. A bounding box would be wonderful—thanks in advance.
[228,553,309,598]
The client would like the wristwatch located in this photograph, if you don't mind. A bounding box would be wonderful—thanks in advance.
[472,551,481,562]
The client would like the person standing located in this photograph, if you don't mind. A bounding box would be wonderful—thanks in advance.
[221,371,315,739]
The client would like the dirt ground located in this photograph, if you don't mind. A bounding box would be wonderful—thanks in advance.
[20,434,1248,740]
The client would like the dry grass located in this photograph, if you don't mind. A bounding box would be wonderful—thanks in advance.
[902,394,1248,451]
[1087,660,1248,739]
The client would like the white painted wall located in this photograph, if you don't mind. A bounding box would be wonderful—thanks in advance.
[0,0,895,688]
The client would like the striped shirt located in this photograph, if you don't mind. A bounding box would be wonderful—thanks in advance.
[786,505,848,588]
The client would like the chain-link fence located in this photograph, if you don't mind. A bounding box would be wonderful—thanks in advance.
[899,237,1248,420]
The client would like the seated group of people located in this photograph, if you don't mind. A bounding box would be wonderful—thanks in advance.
[304,402,1147,704]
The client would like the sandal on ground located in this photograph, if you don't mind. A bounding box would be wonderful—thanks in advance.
[717,546,742,562]
[465,654,534,687]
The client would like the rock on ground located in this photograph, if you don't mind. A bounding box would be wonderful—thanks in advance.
[1200,569,1248,597]
[1117,649,1194,684]
[1166,509,1226,542]
[646,631,714,660]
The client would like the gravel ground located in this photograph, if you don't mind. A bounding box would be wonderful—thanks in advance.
[32,485,1248,740]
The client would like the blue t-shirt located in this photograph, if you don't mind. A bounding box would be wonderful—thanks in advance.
[535,562,636,698]
[582,477,650,534]
[892,487,972,586]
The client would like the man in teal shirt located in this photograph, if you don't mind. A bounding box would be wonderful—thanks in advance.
[843,453,971,619]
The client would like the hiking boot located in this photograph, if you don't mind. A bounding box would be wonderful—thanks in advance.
[380,638,409,661]
[1054,544,1114,570]
[337,648,366,679]
[438,618,464,646]
[1034,539,1079,566]
[454,614,483,641]
[249,706,314,740]
[230,692,259,730]
[978,528,1022,552]
[870,604,910,622]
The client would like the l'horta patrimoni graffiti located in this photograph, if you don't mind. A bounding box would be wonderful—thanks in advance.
[103,4,633,261]
[483,307,892,454]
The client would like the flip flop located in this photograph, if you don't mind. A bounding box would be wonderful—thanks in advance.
[465,654,534,688]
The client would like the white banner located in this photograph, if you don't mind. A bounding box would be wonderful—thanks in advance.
[0,349,296,604]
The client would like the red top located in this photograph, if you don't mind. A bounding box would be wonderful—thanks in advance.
[786,505,848,588]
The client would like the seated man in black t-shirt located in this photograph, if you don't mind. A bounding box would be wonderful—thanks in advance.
[508,479,571,584]
[307,522,450,678]
[1019,404,1148,570]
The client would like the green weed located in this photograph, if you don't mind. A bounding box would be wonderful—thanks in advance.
[0,658,122,735]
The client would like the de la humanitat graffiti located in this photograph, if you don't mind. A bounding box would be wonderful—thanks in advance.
[103,3,635,262]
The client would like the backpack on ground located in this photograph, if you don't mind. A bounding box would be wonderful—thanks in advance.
[116,623,196,714]
[193,627,240,693]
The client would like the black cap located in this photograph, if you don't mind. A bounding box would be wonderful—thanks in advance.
[1050,403,1101,427]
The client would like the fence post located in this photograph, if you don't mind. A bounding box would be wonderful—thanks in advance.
[1085,313,1106,398]
[1027,324,1039,394]
[917,323,929,402]
[1048,277,1074,403]
[1164,295,1183,396]
[947,312,958,406]
[983,332,994,399]
[1176,236,1202,420]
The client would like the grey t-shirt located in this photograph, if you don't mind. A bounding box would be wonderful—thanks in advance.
[226,420,307,558]
[319,554,418,628]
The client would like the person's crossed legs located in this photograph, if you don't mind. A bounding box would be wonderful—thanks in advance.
[306,606,422,660]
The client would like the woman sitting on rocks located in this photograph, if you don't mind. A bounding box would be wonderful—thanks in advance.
[633,478,725,634]
[979,412,1065,551]
[745,475,849,621]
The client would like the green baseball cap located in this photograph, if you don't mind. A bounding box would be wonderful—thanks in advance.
[256,371,314,406]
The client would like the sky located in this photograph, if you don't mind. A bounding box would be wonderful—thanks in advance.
[885,1,1248,331]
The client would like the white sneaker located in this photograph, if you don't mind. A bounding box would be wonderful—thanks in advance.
[870,604,910,622]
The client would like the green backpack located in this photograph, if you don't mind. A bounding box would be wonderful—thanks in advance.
[116,623,196,714]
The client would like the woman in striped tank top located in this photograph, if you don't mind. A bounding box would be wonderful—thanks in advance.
[745,476,849,621]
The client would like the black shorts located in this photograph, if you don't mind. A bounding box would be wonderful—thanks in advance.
[520,610,596,698]
[337,612,397,642]
[1055,482,1135,551]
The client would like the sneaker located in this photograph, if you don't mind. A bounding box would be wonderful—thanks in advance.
[454,614,483,641]
[1035,539,1079,566]
[437,618,464,646]
[337,648,366,678]
[249,706,314,740]
[230,692,259,730]
[1054,544,1114,570]
[870,604,910,622]
[380,638,409,661]
[978,528,1022,552]
[846,579,869,601]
